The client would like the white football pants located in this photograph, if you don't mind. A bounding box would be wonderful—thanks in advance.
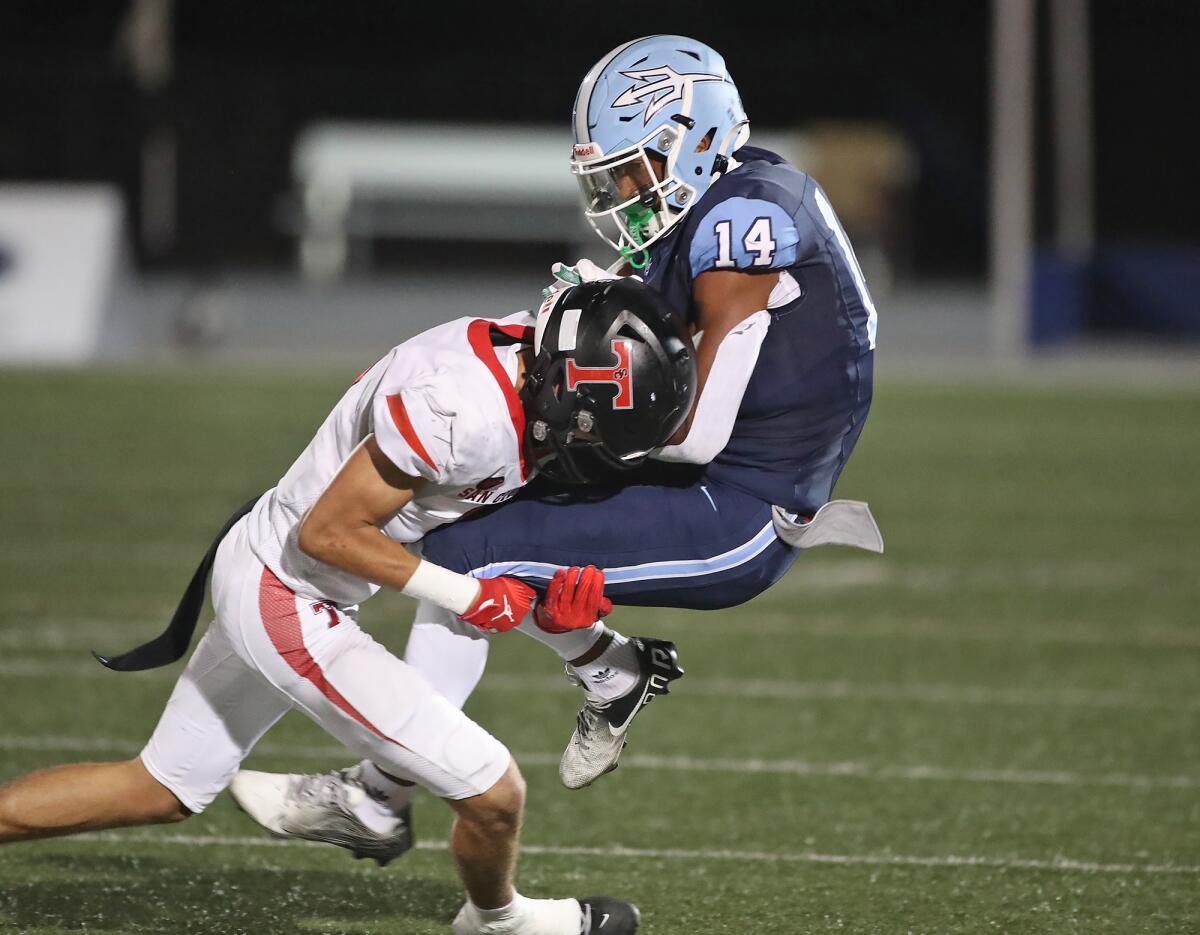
[402,599,607,710]
[140,517,511,812]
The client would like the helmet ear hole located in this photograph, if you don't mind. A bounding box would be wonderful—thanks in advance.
[695,128,717,154]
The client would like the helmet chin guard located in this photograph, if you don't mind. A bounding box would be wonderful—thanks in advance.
[523,279,696,485]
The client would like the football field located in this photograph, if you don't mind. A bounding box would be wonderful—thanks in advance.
[1,366,1198,934]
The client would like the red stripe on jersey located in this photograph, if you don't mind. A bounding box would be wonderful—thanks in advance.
[257,567,404,747]
[385,393,439,476]
[467,320,533,480]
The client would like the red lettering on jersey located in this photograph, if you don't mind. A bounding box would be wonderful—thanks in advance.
[565,339,634,410]
[311,602,340,628]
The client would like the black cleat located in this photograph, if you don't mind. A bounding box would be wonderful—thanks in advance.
[580,896,641,933]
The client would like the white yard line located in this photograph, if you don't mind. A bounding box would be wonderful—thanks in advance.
[9,609,1200,651]
[639,676,1200,712]
[651,614,1200,649]
[3,657,1193,713]
[3,734,1198,791]
[0,621,160,650]
[71,831,1200,877]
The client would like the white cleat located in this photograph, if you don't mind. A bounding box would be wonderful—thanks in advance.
[228,766,413,866]
[559,637,684,790]
[452,895,640,935]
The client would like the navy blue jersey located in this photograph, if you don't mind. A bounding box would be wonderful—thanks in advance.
[639,146,876,515]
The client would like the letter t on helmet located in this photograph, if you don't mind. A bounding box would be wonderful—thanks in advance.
[522,279,696,484]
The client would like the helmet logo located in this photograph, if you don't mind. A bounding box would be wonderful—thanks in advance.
[610,66,723,127]
[565,339,634,410]
[573,142,603,161]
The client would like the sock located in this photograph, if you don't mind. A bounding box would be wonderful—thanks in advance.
[350,760,416,832]
[472,894,521,924]
[470,894,580,933]
[515,617,606,660]
[571,632,639,700]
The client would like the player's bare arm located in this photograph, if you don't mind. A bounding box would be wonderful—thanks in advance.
[296,436,515,625]
[665,267,778,445]
[297,435,427,592]
[298,436,580,634]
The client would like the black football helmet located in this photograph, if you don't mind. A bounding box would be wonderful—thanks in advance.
[522,278,697,484]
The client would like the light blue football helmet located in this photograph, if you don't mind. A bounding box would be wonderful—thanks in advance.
[571,35,750,266]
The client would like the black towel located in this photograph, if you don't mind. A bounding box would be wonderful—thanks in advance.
[93,496,260,671]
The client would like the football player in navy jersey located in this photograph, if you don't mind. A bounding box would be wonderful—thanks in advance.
[231,35,883,865]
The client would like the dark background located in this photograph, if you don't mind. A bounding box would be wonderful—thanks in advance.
[1,0,1196,276]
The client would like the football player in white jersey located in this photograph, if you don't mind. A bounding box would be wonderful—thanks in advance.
[0,280,695,935]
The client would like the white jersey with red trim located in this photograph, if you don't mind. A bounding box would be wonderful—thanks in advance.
[245,312,534,606]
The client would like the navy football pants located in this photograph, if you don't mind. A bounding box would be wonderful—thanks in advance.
[422,473,798,610]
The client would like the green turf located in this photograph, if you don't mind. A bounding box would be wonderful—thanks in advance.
[1,367,1198,933]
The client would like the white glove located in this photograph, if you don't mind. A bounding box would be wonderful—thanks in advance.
[542,258,638,301]
[551,257,621,286]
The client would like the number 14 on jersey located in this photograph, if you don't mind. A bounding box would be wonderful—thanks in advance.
[714,218,777,268]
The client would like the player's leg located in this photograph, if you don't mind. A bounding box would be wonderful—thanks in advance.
[230,568,509,865]
[230,570,639,932]
[423,474,794,610]
[444,759,524,910]
[0,611,292,842]
[327,477,790,818]
[404,595,492,709]
[226,478,795,860]
[400,476,728,708]
[319,599,610,832]
[420,476,796,788]
[442,761,637,933]
[0,759,188,842]
[404,598,614,704]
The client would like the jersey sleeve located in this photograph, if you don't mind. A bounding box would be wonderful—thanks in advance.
[688,196,801,278]
[371,359,511,487]
[369,379,453,482]
[367,348,480,489]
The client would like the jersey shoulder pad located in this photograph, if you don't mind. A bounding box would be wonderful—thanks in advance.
[371,368,456,484]
[372,356,512,487]
[688,194,801,277]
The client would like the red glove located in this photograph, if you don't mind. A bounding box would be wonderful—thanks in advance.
[534,565,613,634]
[458,576,537,634]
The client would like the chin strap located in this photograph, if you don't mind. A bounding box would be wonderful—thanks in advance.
[619,202,655,269]
[621,245,650,270]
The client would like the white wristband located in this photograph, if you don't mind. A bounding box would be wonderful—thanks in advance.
[401,560,481,615]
